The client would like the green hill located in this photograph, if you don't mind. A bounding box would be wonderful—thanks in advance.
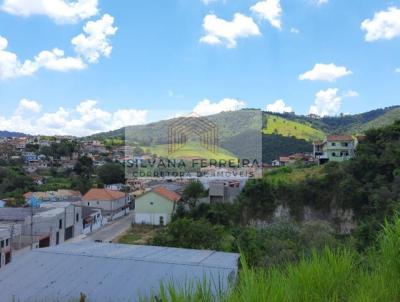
[263,114,325,141]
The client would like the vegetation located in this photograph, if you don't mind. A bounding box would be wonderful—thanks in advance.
[151,120,400,264]
[264,114,325,141]
[0,166,35,203]
[143,215,400,302]
[182,181,207,209]
[97,162,125,185]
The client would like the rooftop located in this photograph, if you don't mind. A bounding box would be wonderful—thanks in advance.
[326,135,354,142]
[0,241,239,302]
[152,186,181,202]
[83,188,126,201]
[0,208,46,221]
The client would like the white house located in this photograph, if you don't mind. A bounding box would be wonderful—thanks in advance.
[82,189,130,220]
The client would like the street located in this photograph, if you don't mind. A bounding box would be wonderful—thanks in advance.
[83,211,134,243]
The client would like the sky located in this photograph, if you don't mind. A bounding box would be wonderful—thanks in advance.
[0,0,399,136]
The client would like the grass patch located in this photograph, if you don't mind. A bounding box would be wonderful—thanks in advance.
[117,225,161,245]
[264,114,325,141]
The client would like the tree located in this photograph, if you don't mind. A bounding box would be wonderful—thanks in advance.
[152,218,226,250]
[97,162,125,185]
[183,181,206,209]
[73,156,94,179]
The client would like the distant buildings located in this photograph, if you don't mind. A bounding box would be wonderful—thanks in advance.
[24,190,82,203]
[208,180,242,204]
[134,186,181,225]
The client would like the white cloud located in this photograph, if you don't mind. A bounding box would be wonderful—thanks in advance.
[15,99,42,115]
[200,13,261,48]
[0,14,117,80]
[265,99,293,113]
[395,68,400,73]
[309,88,342,116]
[1,0,98,24]
[250,0,282,30]
[34,48,86,71]
[0,99,148,136]
[361,7,400,42]
[0,35,37,79]
[0,36,86,79]
[72,14,118,63]
[316,0,328,5]
[193,98,246,116]
[343,90,359,98]
[201,0,217,4]
[290,27,299,34]
[299,63,352,82]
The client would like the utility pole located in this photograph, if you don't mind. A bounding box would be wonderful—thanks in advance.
[30,204,34,250]
[9,225,14,262]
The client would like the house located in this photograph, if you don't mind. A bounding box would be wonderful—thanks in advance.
[313,135,356,164]
[209,180,241,204]
[134,186,181,225]
[0,202,82,250]
[0,227,12,269]
[82,188,130,220]
[0,241,239,302]
[80,207,107,235]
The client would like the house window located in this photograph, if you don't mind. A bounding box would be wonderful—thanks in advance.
[59,219,62,229]
[332,142,336,146]
[343,142,349,147]
[159,216,164,226]
[1,240,3,248]
[56,232,59,245]
[150,202,154,205]
[76,213,79,222]
[87,202,90,206]
[5,239,9,246]
[332,152,336,157]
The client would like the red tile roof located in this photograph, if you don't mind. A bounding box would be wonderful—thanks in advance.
[153,187,181,202]
[279,157,291,163]
[83,189,125,201]
[326,135,354,142]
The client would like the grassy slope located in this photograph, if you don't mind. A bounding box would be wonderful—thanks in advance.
[263,114,325,141]
[264,165,324,185]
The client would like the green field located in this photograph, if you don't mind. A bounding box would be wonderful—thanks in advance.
[264,114,325,141]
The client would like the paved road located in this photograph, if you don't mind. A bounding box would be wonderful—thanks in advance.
[83,212,134,243]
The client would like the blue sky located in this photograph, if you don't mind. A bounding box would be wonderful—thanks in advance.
[0,0,399,136]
